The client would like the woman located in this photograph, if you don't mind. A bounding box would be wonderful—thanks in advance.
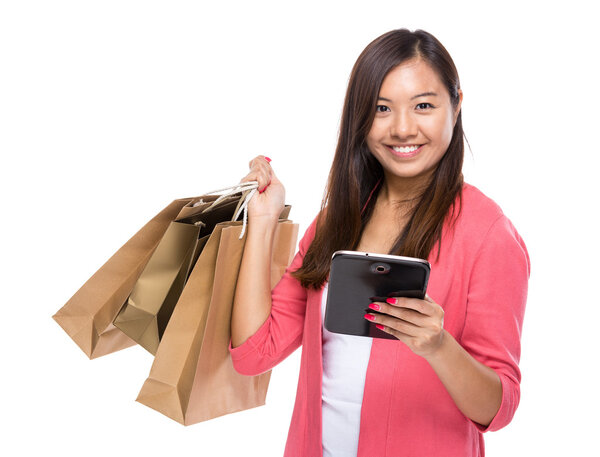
[230,29,529,457]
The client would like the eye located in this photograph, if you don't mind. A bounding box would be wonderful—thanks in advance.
[416,102,434,110]
[376,105,390,113]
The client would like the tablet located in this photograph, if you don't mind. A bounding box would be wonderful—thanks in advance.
[324,250,431,339]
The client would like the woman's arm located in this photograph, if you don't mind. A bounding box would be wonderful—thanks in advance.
[366,296,501,426]
[365,215,529,429]
[231,215,279,348]
[229,217,314,375]
[423,329,502,427]
[231,155,285,348]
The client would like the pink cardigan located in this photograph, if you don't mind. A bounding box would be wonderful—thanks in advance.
[229,183,530,457]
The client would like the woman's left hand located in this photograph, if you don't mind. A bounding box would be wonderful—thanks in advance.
[364,295,446,358]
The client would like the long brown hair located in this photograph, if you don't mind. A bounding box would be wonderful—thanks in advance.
[292,29,464,289]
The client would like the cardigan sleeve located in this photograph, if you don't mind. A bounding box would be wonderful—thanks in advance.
[228,216,317,376]
[460,215,530,432]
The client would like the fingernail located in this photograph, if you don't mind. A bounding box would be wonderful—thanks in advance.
[258,181,271,194]
[376,324,385,330]
[368,303,380,311]
[264,157,272,163]
[386,297,397,305]
[364,313,376,321]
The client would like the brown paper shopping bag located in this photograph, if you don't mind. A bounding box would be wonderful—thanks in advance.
[113,195,245,355]
[52,199,193,359]
[136,210,298,425]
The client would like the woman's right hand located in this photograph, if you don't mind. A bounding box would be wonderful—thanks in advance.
[240,155,285,221]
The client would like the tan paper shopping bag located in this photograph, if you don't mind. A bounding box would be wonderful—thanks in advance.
[52,198,192,359]
[113,196,244,355]
[136,212,298,425]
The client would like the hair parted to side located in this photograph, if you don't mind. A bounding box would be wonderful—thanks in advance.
[292,28,465,290]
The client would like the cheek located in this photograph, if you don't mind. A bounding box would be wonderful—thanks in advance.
[366,123,385,150]
[425,113,454,145]
[367,121,385,140]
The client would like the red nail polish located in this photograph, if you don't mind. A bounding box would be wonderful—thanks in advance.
[386,297,397,305]
[376,324,385,330]
[264,157,272,163]
[364,313,375,321]
[368,303,380,311]
[258,181,270,194]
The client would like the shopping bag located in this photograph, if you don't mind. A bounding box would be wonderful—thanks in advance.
[52,198,193,359]
[113,194,247,355]
[136,207,298,425]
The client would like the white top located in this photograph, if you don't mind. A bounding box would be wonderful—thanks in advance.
[321,282,373,457]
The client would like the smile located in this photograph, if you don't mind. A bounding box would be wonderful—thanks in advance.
[386,144,424,158]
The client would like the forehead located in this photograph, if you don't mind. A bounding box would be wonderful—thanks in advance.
[379,59,446,98]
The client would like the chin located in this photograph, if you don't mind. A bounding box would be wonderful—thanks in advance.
[383,163,435,182]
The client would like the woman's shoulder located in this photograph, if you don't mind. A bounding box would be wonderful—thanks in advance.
[457,183,530,276]
[460,183,505,222]
[457,183,513,233]
[456,183,527,256]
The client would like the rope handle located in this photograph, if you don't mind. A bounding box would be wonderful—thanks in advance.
[192,181,259,239]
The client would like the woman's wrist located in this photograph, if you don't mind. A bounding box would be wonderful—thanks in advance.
[422,329,450,364]
[249,213,279,229]
[247,214,280,245]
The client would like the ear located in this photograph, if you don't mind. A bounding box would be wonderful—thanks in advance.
[453,89,463,125]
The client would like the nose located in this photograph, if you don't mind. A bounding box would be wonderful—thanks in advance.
[390,111,418,139]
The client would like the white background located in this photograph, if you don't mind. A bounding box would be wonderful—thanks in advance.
[1,0,598,455]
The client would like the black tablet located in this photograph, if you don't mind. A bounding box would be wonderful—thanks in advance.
[324,250,431,340]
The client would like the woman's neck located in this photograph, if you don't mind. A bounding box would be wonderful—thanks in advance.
[378,170,431,208]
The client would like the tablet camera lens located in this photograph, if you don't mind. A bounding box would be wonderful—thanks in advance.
[371,263,390,274]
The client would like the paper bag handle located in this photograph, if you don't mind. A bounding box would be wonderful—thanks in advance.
[193,181,259,239]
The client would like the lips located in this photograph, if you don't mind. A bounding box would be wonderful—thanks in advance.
[386,144,424,158]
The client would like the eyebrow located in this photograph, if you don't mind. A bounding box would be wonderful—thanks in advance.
[378,92,439,102]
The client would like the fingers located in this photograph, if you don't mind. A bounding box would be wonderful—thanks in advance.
[367,301,427,327]
[241,155,273,192]
[365,311,420,337]
[365,296,445,356]
[247,155,271,166]
[384,296,433,315]
[365,296,444,333]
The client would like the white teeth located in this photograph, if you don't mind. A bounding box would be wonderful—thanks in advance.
[392,145,420,153]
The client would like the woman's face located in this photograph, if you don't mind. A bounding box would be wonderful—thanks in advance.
[366,58,462,185]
